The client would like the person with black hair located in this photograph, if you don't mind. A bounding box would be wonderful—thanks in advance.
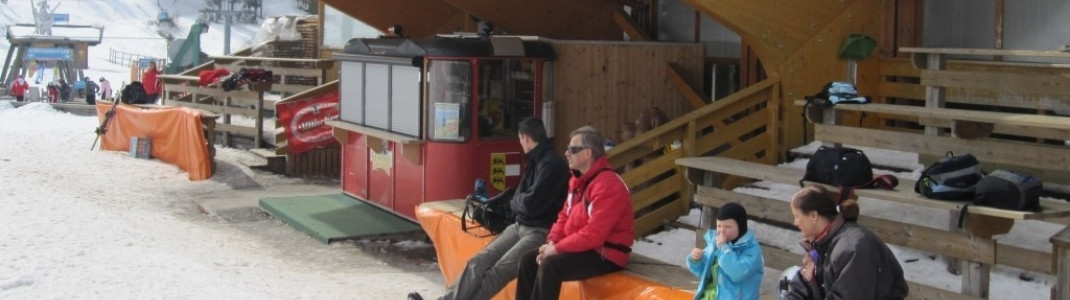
[781,185,908,300]
[408,117,570,300]
[686,202,764,300]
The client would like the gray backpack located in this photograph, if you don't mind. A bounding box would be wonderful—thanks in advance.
[973,170,1042,212]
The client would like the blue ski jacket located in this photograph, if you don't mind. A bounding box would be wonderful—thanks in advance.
[685,229,764,300]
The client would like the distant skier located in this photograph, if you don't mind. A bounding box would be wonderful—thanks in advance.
[9,75,30,102]
[84,77,99,105]
[58,78,70,102]
[98,77,112,101]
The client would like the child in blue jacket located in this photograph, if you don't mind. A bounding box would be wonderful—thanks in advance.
[685,202,764,300]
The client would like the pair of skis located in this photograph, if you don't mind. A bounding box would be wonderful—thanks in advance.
[90,83,124,151]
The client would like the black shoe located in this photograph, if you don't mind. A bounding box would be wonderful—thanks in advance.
[407,292,424,300]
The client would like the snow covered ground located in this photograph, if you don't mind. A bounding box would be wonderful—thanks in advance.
[0,0,1061,299]
[0,101,448,298]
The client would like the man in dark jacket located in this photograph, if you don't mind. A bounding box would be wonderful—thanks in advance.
[409,117,570,300]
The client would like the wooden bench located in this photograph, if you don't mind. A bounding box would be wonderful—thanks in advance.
[678,156,1070,299]
[416,200,698,300]
[1052,226,1070,300]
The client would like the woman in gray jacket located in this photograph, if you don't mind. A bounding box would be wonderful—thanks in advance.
[782,185,908,300]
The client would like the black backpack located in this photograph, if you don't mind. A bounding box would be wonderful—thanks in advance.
[801,146,875,188]
[915,152,984,200]
[974,170,1042,211]
[461,186,515,236]
[121,81,147,104]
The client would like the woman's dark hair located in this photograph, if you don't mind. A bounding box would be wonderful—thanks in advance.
[792,185,859,221]
[517,117,548,143]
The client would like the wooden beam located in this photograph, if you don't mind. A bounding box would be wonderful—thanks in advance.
[814,124,1070,175]
[319,0,467,39]
[921,70,1070,98]
[613,7,650,41]
[666,63,708,109]
[793,101,1070,132]
[901,47,1070,59]
[441,0,622,40]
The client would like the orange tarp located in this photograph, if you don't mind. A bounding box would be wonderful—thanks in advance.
[416,202,696,300]
[94,102,212,181]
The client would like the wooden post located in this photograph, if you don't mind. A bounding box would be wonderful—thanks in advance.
[920,53,946,136]
[1,44,17,84]
[954,212,1013,298]
[223,95,232,147]
[1051,226,1070,300]
[682,120,697,218]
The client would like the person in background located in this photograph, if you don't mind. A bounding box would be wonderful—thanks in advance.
[382,24,406,38]
[142,61,163,104]
[99,77,112,101]
[58,79,70,102]
[408,117,570,300]
[780,185,908,300]
[686,202,764,300]
[514,126,633,300]
[84,77,99,105]
[9,75,29,102]
[46,81,59,103]
[31,60,44,84]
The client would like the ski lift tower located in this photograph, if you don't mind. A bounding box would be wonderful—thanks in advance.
[1,16,104,86]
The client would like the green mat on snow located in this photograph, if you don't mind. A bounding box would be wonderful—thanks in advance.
[260,193,420,244]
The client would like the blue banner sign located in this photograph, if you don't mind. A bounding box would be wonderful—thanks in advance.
[25,47,72,61]
[53,14,70,24]
[139,58,159,69]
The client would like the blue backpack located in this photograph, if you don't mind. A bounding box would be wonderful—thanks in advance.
[805,82,871,108]
[915,152,984,200]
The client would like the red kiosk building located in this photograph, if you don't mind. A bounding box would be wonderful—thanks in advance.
[329,35,556,220]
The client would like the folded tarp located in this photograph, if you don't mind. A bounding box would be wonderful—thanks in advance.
[95,102,212,181]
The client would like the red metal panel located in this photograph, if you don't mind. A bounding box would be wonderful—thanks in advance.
[392,143,425,219]
[424,142,479,203]
[342,133,369,200]
[366,139,395,211]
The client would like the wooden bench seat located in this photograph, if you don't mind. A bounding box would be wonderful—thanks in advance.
[793,100,1070,139]
[678,157,1070,221]
[678,156,1067,299]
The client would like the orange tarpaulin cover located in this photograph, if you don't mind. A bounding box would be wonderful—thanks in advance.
[95,102,212,181]
[415,202,695,300]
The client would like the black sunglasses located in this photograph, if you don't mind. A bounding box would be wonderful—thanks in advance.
[566,146,588,154]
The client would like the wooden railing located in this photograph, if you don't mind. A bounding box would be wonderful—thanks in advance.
[159,53,334,149]
[607,77,781,236]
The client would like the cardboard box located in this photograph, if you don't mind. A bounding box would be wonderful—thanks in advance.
[129,137,152,159]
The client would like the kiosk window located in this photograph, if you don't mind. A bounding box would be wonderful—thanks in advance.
[477,59,536,139]
[427,60,472,142]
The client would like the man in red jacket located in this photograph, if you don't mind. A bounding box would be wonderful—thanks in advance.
[9,75,30,102]
[515,126,634,300]
[142,61,163,104]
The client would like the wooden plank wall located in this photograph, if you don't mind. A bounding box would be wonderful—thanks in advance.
[685,0,884,153]
[550,40,705,152]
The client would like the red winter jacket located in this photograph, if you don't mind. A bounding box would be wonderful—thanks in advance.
[10,79,29,96]
[142,68,162,95]
[547,157,634,267]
